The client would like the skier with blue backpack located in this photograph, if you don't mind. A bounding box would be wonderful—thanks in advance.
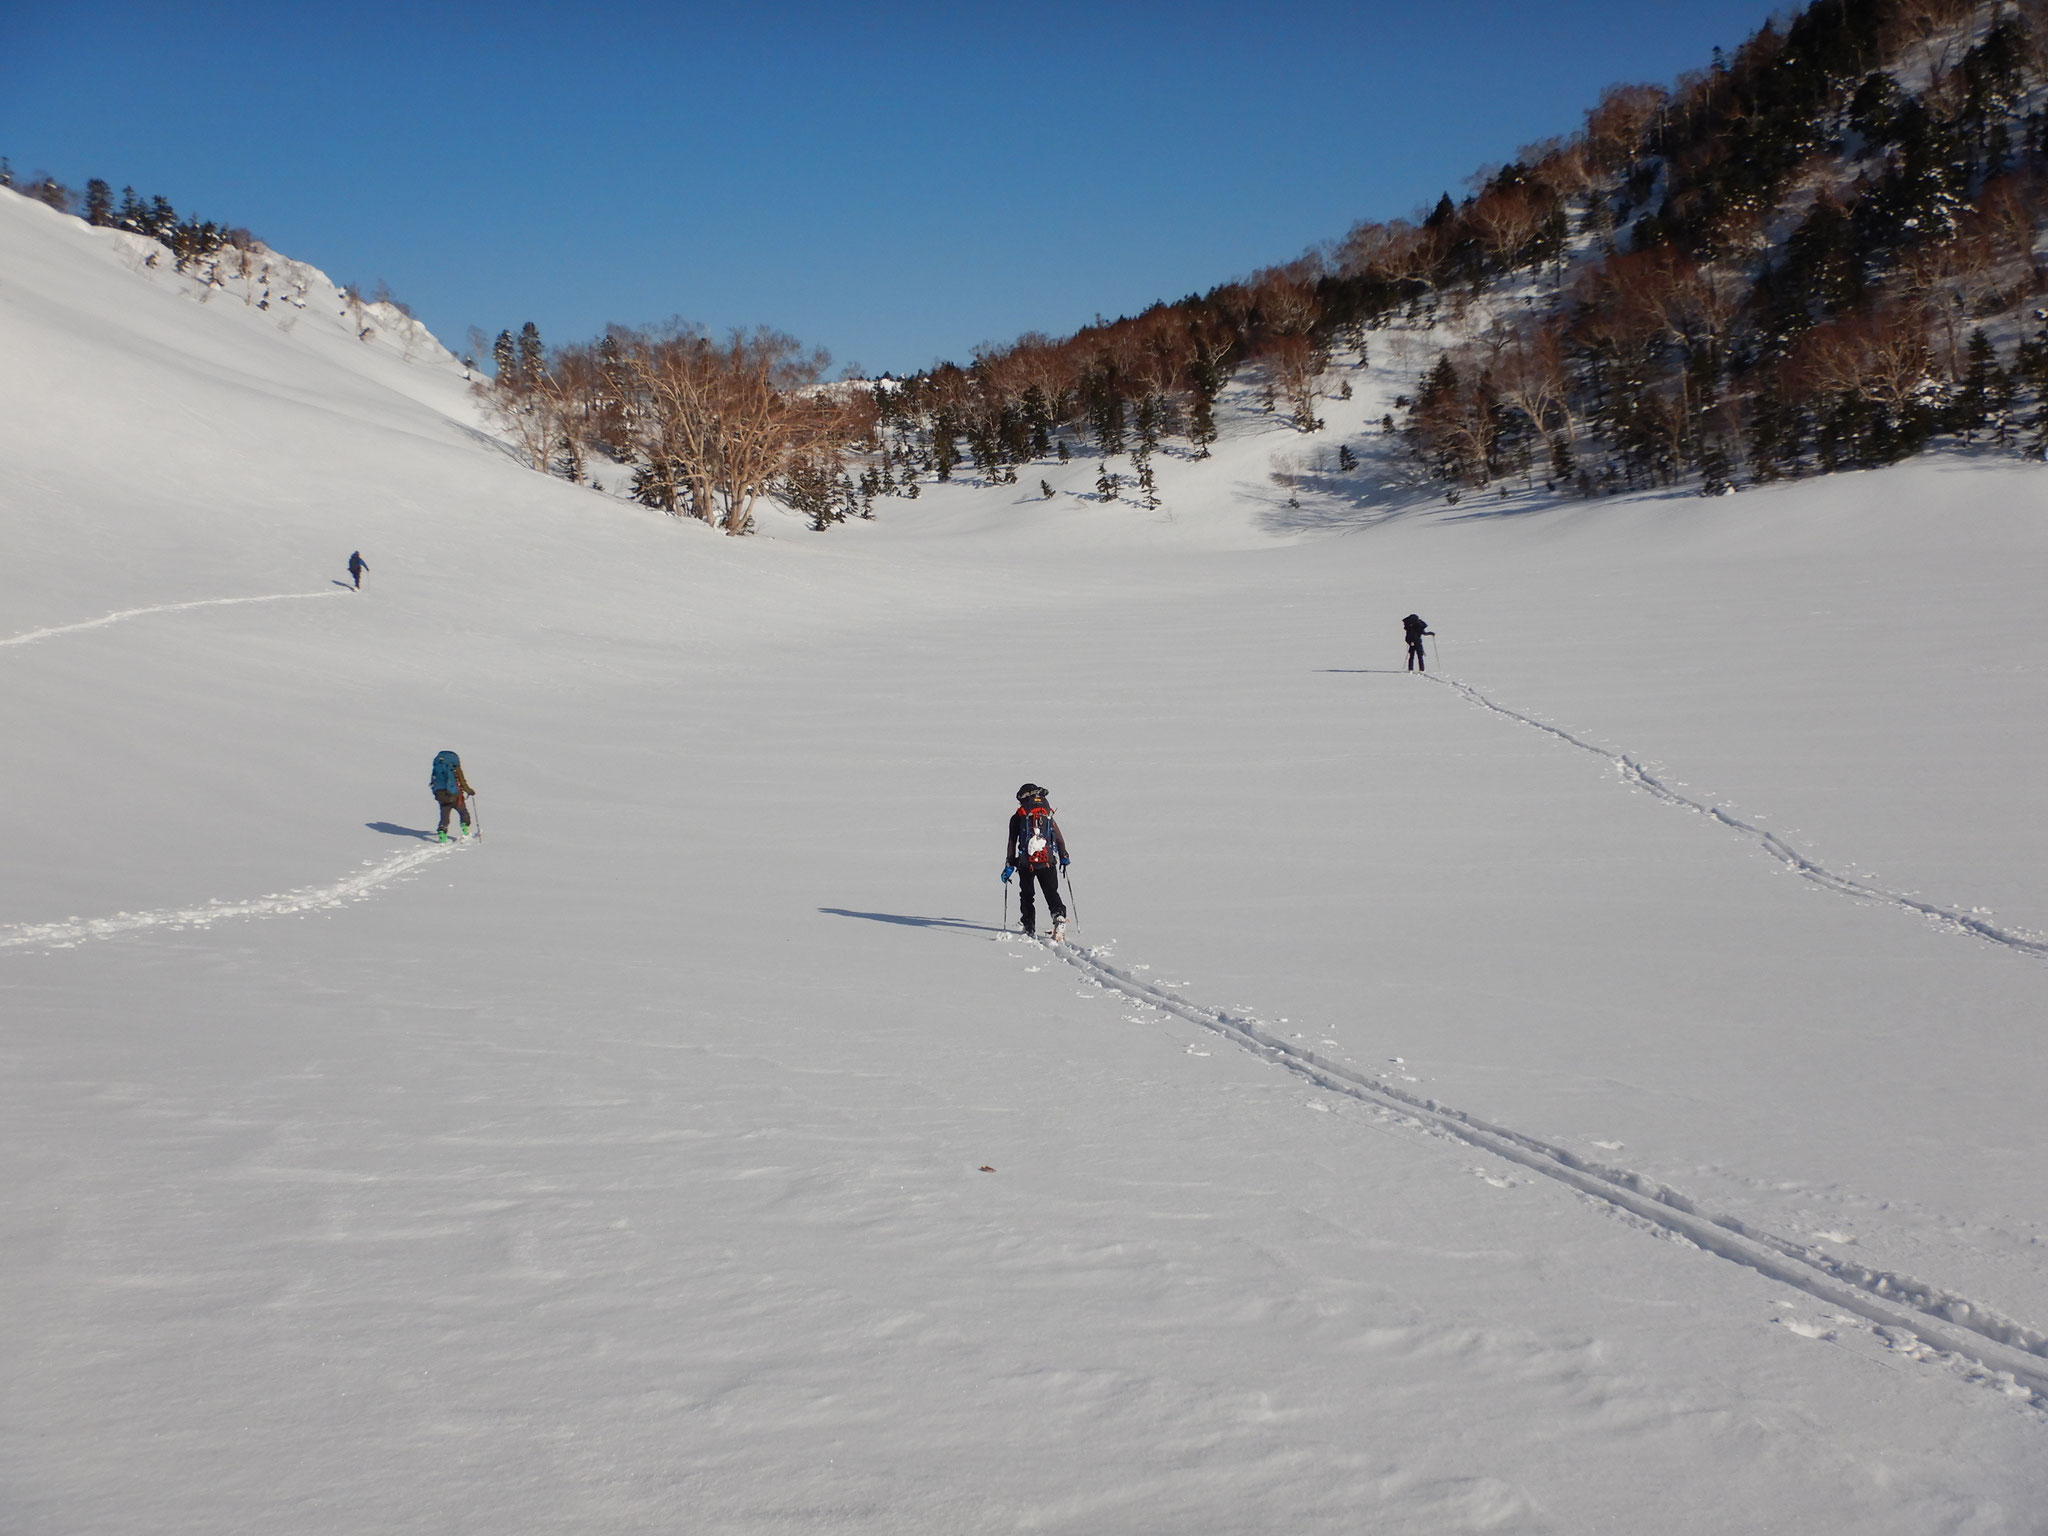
[1002,783,1069,940]
[430,750,477,842]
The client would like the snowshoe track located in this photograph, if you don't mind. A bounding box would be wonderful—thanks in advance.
[1429,674,2048,963]
[0,590,344,649]
[0,843,454,951]
[1048,937,2048,1403]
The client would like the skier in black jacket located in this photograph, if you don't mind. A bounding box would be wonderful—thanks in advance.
[1403,613,1433,671]
[1002,783,1069,940]
[348,550,368,589]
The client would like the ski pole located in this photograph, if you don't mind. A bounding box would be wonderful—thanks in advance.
[468,793,482,841]
[1002,881,1008,934]
[1063,866,1079,926]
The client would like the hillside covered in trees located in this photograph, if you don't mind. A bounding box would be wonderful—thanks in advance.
[467,0,2048,527]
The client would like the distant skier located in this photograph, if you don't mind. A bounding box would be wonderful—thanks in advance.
[348,551,368,589]
[1403,613,1434,672]
[1002,783,1069,941]
[430,749,476,842]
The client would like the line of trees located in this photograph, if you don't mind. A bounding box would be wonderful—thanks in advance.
[476,322,868,535]
[2,160,241,269]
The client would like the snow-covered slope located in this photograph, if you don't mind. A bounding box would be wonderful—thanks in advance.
[5,184,2048,1534]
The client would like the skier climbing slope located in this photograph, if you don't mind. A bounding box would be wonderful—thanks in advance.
[1002,783,1069,940]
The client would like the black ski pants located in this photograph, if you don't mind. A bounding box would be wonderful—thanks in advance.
[1017,863,1066,931]
[1406,638,1426,671]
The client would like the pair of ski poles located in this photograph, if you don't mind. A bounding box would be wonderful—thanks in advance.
[1001,865,1079,934]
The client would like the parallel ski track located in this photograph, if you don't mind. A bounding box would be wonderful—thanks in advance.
[0,589,344,648]
[0,844,453,951]
[1428,673,2048,963]
[1048,937,2048,1402]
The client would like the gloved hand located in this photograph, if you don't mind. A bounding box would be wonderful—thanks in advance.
[1001,865,1014,883]
[1059,857,1070,870]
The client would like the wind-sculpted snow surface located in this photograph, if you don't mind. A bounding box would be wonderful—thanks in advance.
[0,590,345,648]
[1046,936,2048,1403]
[1429,674,2048,962]
[0,844,454,950]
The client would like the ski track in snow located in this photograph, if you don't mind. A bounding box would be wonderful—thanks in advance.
[0,844,454,951]
[0,587,428,950]
[1428,674,2048,963]
[0,590,344,648]
[1043,937,2048,1405]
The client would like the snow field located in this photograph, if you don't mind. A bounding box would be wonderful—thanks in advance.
[5,184,2048,1532]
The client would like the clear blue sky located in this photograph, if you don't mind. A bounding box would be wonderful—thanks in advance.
[5,1,1786,376]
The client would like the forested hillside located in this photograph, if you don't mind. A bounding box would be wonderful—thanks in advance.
[863,0,2048,500]
[459,0,2048,526]
[36,0,2039,528]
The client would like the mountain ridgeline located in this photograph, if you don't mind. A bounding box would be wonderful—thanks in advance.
[479,0,2048,522]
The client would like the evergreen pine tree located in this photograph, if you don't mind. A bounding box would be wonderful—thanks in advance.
[1952,328,1996,439]
[517,322,545,383]
[1697,438,1734,496]
[1095,463,1120,501]
[1136,394,1161,455]
[1041,479,1055,499]
[83,179,112,226]
[493,329,516,381]
[116,185,142,230]
[1337,444,1356,471]
[931,409,960,481]
[1187,395,1217,459]
[1989,354,2018,448]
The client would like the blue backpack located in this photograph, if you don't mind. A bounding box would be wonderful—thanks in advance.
[430,750,460,794]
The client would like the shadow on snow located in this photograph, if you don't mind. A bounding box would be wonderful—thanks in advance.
[819,907,1004,934]
[367,821,437,841]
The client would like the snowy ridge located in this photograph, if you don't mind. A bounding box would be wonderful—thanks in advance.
[0,589,346,648]
[1429,674,2048,963]
[0,843,455,950]
[1047,937,2048,1402]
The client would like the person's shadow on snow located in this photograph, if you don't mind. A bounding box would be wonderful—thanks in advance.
[331,579,356,589]
[819,908,1004,934]
[366,821,437,841]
